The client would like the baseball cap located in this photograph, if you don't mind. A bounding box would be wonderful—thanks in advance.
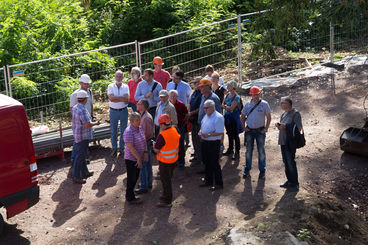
[76,90,89,99]
[159,90,169,97]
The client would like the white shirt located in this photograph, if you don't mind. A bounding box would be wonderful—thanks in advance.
[107,83,129,109]
[70,88,94,115]
[201,111,224,141]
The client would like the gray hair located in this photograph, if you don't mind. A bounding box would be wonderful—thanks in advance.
[115,70,123,76]
[169,89,178,96]
[204,100,215,108]
[195,76,202,82]
[227,81,238,90]
[139,99,149,109]
[281,96,293,106]
[131,67,141,76]
[212,71,220,79]
[129,112,141,121]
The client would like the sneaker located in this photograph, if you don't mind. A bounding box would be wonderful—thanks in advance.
[280,181,289,188]
[73,178,86,184]
[156,201,172,208]
[110,150,117,158]
[128,198,143,205]
[134,188,148,195]
[259,172,266,179]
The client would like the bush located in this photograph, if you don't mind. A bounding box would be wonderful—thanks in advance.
[91,79,113,101]
[11,76,39,99]
[54,77,80,114]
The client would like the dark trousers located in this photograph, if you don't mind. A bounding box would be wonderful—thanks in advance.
[125,159,141,201]
[281,145,299,186]
[73,140,89,179]
[225,119,240,153]
[159,161,176,204]
[177,124,186,166]
[201,140,223,186]
[191,122,202,162]
[148,106,157,120]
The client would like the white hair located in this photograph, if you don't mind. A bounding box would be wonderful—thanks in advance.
[204,100,215,108]
[169,89,178,96]
[131,67,141,76]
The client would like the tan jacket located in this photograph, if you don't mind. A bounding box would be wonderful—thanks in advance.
[155,101,178,126]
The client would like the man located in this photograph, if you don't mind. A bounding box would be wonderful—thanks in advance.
[72,90,100,184]
[169,90,188,168]
[154,90,177,137]
[198,100,224,191]
[187,77,203,166]
[153,56,171,89]
[166,70,192,106]
[108,70,130,157]
[135,68,162,119]
[197,78,222,125]
[240,86,271,179]
[154,114,181,207]
[204,64,225,87]
[70,74,94,165]
[127,67,142,112]
[135,99,155,194]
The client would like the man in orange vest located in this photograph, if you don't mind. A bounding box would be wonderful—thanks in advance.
[153,114,181,207]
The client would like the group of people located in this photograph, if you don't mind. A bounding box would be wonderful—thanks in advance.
[70,56,304,208]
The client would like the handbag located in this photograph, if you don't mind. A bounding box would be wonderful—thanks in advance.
[292,112,306,149]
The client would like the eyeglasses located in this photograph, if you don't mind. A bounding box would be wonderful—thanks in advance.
[204,107,210,109]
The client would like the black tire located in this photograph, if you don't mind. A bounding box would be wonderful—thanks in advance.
[0,213,3,235]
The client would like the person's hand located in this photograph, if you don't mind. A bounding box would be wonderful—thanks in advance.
[145,92,153,99]
[261,129,267,134]
[202,133,209,138]
[198,131,202,137]
[243,127,249,133]
[136,159,142,168]
[279,123,286,130]
[184,113,190,121]
[222,104,226,109]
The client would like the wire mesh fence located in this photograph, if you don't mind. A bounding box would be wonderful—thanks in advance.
[7,42,137,122]
[0,66,7,96]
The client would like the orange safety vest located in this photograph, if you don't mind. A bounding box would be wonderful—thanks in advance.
[156,126,181,164]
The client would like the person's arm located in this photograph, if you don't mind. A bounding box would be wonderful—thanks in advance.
[225,97,238,111]
[126,142,142,168]
[215,99,222,113]
[263,113,271,133]
[203,116,224,138]
[240,106,248,132]
[134,83,145,101]
[153,134,165,153]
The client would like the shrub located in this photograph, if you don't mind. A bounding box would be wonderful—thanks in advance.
[11,76,39,99]
[91,79,112,101]
[54,77,80,114]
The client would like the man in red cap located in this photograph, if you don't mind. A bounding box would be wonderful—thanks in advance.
[240,86,271,179]
[153,114,181,207]
[153,56,171,90]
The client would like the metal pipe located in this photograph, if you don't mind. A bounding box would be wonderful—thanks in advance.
[135,40,139,67]
[237,15,242,83]
[6,65,12,97]
[2,66,8,96]
[138,42,142,71]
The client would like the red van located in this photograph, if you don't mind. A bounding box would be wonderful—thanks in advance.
[0,94,39,233]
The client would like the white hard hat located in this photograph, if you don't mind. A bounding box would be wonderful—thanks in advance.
[76,90,89,99]
[79,74,91,84]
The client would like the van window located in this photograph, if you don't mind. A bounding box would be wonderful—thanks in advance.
[0,117,26,163]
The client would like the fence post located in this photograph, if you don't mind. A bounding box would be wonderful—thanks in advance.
[237,15,242,83]
[329,22,334,62]
[3,66,8,96]
[6,65,12,98]
[138,42,142,71]
[135,40,139,67]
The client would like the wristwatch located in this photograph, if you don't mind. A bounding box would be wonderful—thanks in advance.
[207,133,211,137]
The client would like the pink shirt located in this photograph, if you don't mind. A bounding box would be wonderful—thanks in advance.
[127,78,142,104]
[153,69,170,89]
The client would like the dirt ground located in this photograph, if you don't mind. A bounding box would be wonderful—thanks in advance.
[1,66,368,245]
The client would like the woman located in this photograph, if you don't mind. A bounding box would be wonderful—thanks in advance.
[275,97,303,192]
[127,67,142,112]
[123,112,147,204]
[211,72,226,103]
[222,81,243,159]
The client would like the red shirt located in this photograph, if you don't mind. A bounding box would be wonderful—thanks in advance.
[127,78,142,104]
[153,69,171,89]
[172,99,188,127]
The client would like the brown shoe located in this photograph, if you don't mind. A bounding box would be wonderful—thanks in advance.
[73,178,86,184]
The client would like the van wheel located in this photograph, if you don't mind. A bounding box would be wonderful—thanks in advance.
[0,213,3,235]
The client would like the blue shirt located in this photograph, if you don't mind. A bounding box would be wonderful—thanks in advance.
[134,80,162,108]
[241,100,271,129]
[166,81,192,105]
[224,94,241,115]
[72,103,93,143]
[154,100,168,126]
[189,89,202,123]
[198,92,222,124]
[201,111,224,141]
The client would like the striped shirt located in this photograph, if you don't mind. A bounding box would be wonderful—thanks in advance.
[72,103,93,143]
[123,124,146,162]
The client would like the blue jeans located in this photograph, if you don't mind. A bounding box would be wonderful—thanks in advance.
[128,102,137,112]
[73,140,89,179]
[139,141,153,190]
[71,141,89,164]
[245,129,266,173]
[109,108,128,151]
[281,145,299,186]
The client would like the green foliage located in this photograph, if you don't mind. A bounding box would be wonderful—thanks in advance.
[91,79,112,101]
[11,76,39,99]
[297,228,311,240]
[54,76,79,113]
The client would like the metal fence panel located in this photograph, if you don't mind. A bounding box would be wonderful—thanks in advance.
[7,42,137,122]
[0,66,7,96]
